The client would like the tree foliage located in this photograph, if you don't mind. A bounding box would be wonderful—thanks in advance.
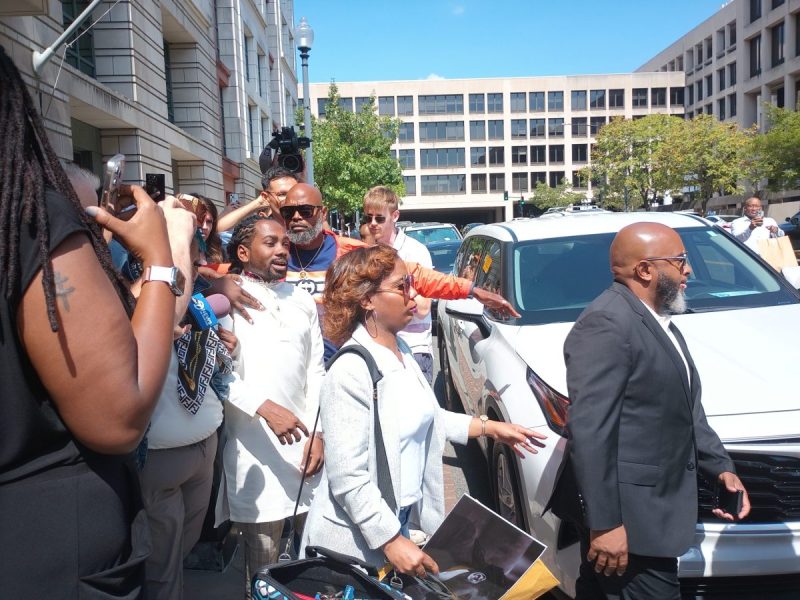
[528,179,585,211]
[306,83,404,215]
[749,104,800,193]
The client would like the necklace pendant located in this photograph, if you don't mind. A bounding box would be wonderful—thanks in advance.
[298,270,307,279]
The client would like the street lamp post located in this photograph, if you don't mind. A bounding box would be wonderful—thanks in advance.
[296,17,314,186]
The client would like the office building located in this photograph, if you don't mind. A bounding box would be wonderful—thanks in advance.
[307,74,684,223]
[0,0,298,207]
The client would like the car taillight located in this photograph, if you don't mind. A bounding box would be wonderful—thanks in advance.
[526,367,570,437]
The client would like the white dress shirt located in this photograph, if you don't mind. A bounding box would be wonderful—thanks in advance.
[731,215,784,251]
[216,279,325,524]
[392,228,434,355]
[640,300,690,387]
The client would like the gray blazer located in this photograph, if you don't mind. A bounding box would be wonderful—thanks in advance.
[300,326,472,567]
[554,282,734,558]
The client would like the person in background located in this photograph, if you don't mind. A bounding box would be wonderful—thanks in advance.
[363,186,435,384]
[730,196,785,252]
[216,166,297,233]
[219,215,324,598]
[0,45,191,598]
[301,246,546,575]
[359,222,375,245]
[194,193,225,263]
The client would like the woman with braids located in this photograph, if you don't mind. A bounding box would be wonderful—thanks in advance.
[300,246,546,577]
[0,46,192,597]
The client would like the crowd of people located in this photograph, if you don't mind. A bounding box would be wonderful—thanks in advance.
[1,43,754,600]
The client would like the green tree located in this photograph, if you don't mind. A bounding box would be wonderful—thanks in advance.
[305,83,404,215]
[528,179,585,211]
[749,104,800,193]
[586,114,686,211]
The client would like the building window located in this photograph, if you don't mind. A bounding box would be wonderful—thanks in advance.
[705,36,713,63]
[419,121,464,141]
[549,171,565,188]
[489,173,505,192]
[773,0,785,7]
[797,13,800,56]
[728,61,737,86]
[248,105,257,154]
[471,174,487,193]
[670,87,684,106]
[487,93,503,113]
[398,122,414,142]
[511,172,528,193]
[470,120,486,141]
[488,146,504,166]
[355,97,371,112]
[571,90,587,111]
[573,171,588,188]
[776,86,785,108]
[729,93,737,117]
[529,91,545,111]
[718,68,726,91]
[705,103,713,114]
[548,91,564,111]
[420,148,465,168]
[590,116,606,135]
[471,147,487,167]
[687,85,694,106]
[398,149,415,169]
[632,88,648,108]
[530,145,546,164]
[420,174,466,195]
[244,32,253,81]
[257,52,266,98]
[549,144,564,163]
[317,98,330,117]
[487,120,504,140]
[548,118,564,138]
[338,97,354,112]
[511,119,527,139]
[378,96,395,116]
[718,98,726,120]
[609,89,624,109]
[750,35,762,76]
[651,87,667,107]
[529,118,545,138]
[403,176,416,196]
[418,95,464,114]
[750,0,761,23]
[531,172,546,187]
[510,92,526,112]
[469,93,485,113]
[572,143,588,163]
[63,0,96,76]
[705,75,712,98]
[717,28,726,56]
[397,96,413,116]
[511,146,528,165]
[696,80,703,101]
[164,42,174,122]
[771,21,785,67]
[590,89,606,109]
[572,117,588,137]
[729,22,737,48]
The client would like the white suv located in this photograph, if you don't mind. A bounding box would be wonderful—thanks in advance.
[437,212,800,598]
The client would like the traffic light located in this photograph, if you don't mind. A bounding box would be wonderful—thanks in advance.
[503,191,509,201]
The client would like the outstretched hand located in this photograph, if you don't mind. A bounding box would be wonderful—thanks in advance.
[486,421,547,458]
[471,287,521,319]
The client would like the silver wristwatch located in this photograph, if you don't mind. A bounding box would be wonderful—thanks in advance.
[143,265,185,297]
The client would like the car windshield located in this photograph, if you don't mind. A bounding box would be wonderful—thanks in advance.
[512,227,797,325]
[429,244,460,273]
[406,226,461,244]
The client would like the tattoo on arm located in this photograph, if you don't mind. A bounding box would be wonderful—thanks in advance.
[54,271,76,312]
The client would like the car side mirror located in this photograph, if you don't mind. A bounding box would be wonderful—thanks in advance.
[445,298,492,337]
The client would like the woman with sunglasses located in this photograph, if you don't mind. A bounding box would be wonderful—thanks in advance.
[301,246,546,577]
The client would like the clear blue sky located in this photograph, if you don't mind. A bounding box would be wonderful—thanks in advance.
[294,0,724,83]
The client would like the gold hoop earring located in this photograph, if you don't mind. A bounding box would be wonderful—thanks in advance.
[364,308,378,338]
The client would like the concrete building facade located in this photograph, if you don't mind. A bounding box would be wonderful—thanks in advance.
[639,0,800,219]
[0,0,298,208]
[307,73,684,223]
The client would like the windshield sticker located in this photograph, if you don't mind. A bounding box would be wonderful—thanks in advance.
[482,256,492,273]
[708,291,759,298]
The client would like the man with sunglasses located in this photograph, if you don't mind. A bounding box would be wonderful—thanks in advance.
[550,222,748,600]
[362,185,436,384]
[279,183,520,359]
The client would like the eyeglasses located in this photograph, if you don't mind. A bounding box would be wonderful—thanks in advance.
[376,274,413,302]
[278,204,320,220]
[644,252,689,271]
[361,213,387,225]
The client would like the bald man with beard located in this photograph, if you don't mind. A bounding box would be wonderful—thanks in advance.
[550,223,749,600]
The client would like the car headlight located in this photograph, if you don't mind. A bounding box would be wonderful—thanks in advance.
[526,367,570,437]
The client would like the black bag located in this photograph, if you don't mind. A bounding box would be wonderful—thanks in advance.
[252,546,404,600]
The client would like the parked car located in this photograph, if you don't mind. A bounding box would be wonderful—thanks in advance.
[425,240,461,329]
[398,222,462,245]
[461,222,485,235]
[704,214,738,230]
[437,213,800,599]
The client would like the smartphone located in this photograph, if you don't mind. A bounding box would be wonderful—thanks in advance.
[756,209,764,219]
[715,485,743,517]
[100,154,125,214]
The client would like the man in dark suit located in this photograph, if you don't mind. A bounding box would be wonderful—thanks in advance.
[558,222,750,599]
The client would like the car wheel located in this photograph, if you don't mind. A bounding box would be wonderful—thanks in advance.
[438,328,461,412]
[492,441,525,529]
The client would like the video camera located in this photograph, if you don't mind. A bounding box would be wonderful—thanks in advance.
[260,126,310,175]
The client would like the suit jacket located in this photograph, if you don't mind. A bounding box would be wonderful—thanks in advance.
[300,326,472,567]
[554,282,733,558]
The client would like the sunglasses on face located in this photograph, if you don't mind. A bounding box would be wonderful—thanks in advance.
[278,204,320,220]
[361,213,387,225]
[376,274,413,302]
[645,251,689,271]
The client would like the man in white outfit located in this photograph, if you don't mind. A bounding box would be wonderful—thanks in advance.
[731,196,785,252]
[217,215,325,598]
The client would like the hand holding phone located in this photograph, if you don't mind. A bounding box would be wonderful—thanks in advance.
[100,154,125,215]
[715,485,744,518]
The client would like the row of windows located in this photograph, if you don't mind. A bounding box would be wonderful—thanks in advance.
[318,87,684,117]
[397,117,613,142]
[395,144,593,169]
[684,93,738,121]
[403,171,584,195]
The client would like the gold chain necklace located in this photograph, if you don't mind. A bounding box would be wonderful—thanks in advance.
[292,242,324,279]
